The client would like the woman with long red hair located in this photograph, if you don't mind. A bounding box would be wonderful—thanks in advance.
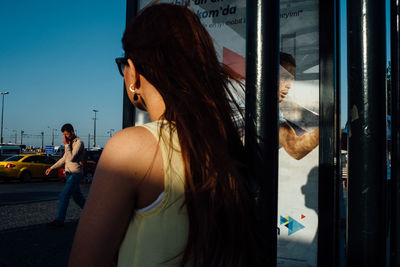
[69,4,260,267]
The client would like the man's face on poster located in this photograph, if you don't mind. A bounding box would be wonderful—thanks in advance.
[279,65,295,103]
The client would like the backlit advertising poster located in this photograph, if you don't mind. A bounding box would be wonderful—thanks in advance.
[135,0,246,125]
[138,0,246,77]
[136,0,319,266]
[277,1,319,266]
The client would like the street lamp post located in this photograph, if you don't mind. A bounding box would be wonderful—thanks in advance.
[0,92,9,144]
[41,132,44,149]
[48,127,56,146]
[12,130,17,144]
[20,130,24,145]
[93,109,98,148]
[52,129,56,146]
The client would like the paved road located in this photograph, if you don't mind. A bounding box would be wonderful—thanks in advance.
[0,179,90,206]
[0,180,91,266]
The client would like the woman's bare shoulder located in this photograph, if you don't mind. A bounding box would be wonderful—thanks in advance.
[96,125,159,183]
[69,125,160,266]
[106,126,156,151]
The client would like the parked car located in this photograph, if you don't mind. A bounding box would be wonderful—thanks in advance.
[58,148,103,183]
[0,153,58,182]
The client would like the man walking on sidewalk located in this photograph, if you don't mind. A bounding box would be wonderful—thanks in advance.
[45,123,86,227]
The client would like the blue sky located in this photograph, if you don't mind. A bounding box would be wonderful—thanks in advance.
[0,0,126,147]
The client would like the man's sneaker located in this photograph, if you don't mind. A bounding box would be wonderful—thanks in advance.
[46,220,64,228]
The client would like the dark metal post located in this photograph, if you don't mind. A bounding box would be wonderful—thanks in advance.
[1,93,4,144]
[0,92,9,144]
[390,0,400,265]
[122,0,139,129]
[245,0,279,265]
[41,132,44,149]
[318,0,340,265]
[20,130,23,145]
[126,0,138,28]
[336,0,347,266]
[93,109,98,147]
[51,129,55,146]
[347,0,387,265]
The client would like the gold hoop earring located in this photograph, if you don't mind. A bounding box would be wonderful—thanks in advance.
[129,84,136,93]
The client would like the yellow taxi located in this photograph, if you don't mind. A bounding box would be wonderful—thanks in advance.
[0,153,58,182]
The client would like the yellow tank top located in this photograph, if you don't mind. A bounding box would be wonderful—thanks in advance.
[118,121,188,267]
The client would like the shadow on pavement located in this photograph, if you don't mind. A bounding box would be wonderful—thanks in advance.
[0,220,78,267]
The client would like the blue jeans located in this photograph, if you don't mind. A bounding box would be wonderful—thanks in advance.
[55,172,86,222]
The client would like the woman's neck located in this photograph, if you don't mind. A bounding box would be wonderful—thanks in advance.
[141,81,166,122]
[148,102,165,122]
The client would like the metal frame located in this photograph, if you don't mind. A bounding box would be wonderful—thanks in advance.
[245,0,280,265]
[346,0,387,264]
[318,0,340,266]
[122,0,139,129]
[390,0,400,265]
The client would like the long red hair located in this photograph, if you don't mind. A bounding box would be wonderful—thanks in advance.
[122,4,259,266]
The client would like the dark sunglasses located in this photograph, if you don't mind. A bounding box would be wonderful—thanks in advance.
[115,57,128,77]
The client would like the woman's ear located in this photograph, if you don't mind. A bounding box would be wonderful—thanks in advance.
[127,59,135,74]
[125,58,146,110]
[127,59,140,88]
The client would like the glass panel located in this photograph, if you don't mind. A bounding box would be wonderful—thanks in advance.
[277,0,319,266]
[45,157,56,164]
[137,0,246,127]
[36,156,48,164]
[3,155,24,162]
[22,156,38,163]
